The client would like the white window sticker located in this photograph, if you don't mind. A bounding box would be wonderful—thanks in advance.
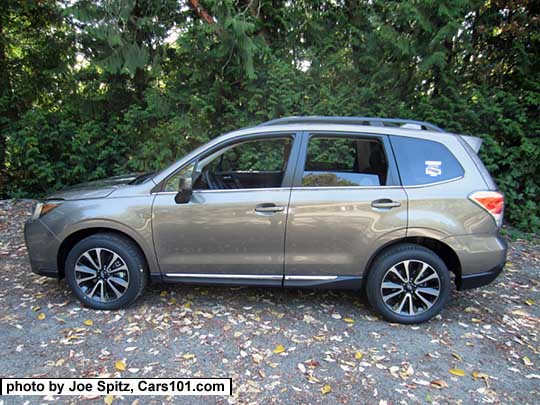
[425,160,442,177]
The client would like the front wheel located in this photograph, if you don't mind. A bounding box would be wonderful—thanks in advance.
[65,233,148,310]
[366,244,451,324]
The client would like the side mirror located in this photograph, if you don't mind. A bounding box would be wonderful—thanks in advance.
[175,176,193,204]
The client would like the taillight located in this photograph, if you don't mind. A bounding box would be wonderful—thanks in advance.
[469,191,504,227]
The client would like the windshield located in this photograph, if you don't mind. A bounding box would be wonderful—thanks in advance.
[129,171,155,185]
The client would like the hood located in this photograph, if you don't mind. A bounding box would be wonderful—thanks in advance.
[47,173,145,201]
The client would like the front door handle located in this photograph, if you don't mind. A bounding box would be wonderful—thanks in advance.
[255,203,285,213]
[371,199,401,209]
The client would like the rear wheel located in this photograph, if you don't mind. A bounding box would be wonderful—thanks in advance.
[366,244,451,324]
[65,233,147,310]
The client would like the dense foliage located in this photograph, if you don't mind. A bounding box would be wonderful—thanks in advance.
[1,0,539,231]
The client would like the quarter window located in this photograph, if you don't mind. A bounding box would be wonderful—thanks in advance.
[164,164,194,192]
[390,136,464,186]
[302,136,389,187]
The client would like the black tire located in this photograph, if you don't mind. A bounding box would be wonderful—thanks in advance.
[366,243,451,324]
[65,233,148,310]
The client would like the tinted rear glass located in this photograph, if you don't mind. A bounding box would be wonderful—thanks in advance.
[391,136,464,186]
[303,136,389,187]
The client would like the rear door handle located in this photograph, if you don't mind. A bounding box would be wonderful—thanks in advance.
[371,199,401,209]
[255,203,285,213]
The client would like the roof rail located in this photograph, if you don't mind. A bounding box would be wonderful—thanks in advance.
[258,116,446,133]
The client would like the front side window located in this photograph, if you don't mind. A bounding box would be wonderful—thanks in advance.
[302,136,389,187]
[390,136,464,186]
[194,137,292,190]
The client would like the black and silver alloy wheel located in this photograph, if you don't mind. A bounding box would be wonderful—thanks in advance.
[75,248,130,303]
[65,233,148,310]
[380,260,441,316]
[366,244,451,324]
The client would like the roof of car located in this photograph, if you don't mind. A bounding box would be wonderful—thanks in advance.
[221,123,458,143]
[257,116,446,131]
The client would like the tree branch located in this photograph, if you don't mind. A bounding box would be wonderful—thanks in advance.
[187,0,216,25]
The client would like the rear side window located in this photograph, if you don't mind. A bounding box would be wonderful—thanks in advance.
[391,136,464,186]
[302,136,389,186]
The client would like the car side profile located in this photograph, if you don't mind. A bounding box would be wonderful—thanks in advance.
[24,116,507,323]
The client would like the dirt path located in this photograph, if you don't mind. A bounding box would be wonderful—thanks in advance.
[1,200,539,404]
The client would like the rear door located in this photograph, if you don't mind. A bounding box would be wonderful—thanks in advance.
[284,131,408,288]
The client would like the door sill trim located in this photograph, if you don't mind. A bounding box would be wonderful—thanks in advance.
[162,273,362,290]
[284,275,338,281]
[164,273,283,280]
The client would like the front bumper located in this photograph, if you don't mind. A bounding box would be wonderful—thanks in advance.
[24,218,61,278]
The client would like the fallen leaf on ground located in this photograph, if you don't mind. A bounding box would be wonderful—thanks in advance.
[431,379,449,388]
[472,371,489,380]
[115,360,126,371]
[400,364,414,379]
[37,313,46,320]
[321,384,332,395]
[83,319,93,326]
[451,352,462,361]
[354,351,363,360]
[273,344,286,354]
[389,366,400,378]
[449,368,466,377]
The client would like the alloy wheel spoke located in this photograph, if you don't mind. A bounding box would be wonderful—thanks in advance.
[88,280,102,298]
[388,266,407,283]
[106,279,123,298]
[383,289,404,302]
[413,263,430,284]
[82,252,100,270]
[416,272,438,285]
[100,279,105,302]
[415,290,435,308]
[416,287,440,297]
[395,293,409,313]
[108,265,128,274]
[95,248,103,269]
[75,265,97,276]
[109,276,129,289]
[407,294,414,315]
[403,260,411,282]
[106,252,120,271]
[382,281,403,290]
[77,274,97,284]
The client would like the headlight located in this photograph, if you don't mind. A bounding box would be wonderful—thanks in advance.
[32,202,61,220]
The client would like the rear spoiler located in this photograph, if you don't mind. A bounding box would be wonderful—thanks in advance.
[460,135,483,153]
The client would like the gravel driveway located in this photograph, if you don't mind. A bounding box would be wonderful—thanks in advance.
[1,200,539,404]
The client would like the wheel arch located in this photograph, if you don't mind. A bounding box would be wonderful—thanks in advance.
[364,236,462,287]
[57,226,159,281]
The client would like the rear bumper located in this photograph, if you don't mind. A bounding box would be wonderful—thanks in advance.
[458,263,504,290]
[24,219,61,278]
[443,233,507,290]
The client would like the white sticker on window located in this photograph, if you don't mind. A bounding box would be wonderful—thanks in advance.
[425,160,442,177]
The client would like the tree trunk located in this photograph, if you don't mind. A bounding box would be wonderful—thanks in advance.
[0,21,10,196]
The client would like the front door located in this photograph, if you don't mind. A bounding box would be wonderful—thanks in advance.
[152,133,300,286]
[284,132,408,288]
